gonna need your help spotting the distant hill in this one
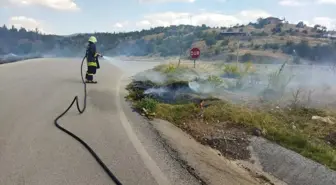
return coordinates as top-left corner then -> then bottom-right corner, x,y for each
1,17 -> 336,64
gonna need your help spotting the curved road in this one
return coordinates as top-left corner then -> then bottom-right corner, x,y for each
0,58 -> 200,185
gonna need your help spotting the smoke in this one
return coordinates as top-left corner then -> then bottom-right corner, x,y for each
129,61 -> 336,107
102,56 -> 164,78
144,87 -> 168,95
135,70 -> 167,84
188,81 -> 220,95
0,53 -> 43,64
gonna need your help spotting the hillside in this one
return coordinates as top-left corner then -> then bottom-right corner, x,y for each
1,17 -> 336,64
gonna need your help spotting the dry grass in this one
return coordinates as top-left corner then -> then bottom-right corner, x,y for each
229,49 -> 288,59
143,33 -> 165,41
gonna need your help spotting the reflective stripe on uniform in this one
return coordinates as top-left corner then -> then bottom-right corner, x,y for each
86,72 -> 94,75
88,61 -> 97,67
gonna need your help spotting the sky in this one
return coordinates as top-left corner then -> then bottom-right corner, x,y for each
0,0 -> 336,35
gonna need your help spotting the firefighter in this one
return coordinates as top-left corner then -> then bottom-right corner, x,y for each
85,36 -> 101,83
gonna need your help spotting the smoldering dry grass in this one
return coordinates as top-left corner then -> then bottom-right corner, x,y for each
126,61 -> 336,171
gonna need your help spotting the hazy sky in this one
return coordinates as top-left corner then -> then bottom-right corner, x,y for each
0,0 -> 336,35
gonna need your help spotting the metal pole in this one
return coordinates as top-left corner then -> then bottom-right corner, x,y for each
178,31 -> 182,66
236,40 -> 240,66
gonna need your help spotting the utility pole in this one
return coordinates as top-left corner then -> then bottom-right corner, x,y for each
236,39 -> 240,66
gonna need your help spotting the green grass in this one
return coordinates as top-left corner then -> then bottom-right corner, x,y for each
154,100 -> 336,170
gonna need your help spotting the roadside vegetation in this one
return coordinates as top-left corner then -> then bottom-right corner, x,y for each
126,62 -> 336,171
0,54 -> 42,64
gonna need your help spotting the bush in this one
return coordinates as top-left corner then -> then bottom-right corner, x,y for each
241,53 -> 253,62
164,63 -> 178,73
215,48 -> 221,55
223,64 -> 241,78
279,32 -> 286,36
205,37 -> 216,47
135,97 -> 158,118
263,43 -> 280,50
221,39 -> 229,46
263,60 -> 293,100
222,62 -> 255,79
253,44 -> 261,50
207,75 -> 223,86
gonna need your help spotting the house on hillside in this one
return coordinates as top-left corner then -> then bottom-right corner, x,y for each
322,31 -> 336,39
264,17 -> 283,24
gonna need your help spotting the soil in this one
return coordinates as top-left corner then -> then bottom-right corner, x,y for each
179,121 -> 251,160
151,119 -> 280,185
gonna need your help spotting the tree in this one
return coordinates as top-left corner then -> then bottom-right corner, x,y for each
313,24 -> 321,31
221,39 -> 229,46
10,25 -> 18,32
296,21 -> 305,28
254,17 -> 269,29
19,27 -> 27,33
215,48 -> 220,55
205,37 -> 216,47
18,42 -> 33,54
296,40 -> 310,57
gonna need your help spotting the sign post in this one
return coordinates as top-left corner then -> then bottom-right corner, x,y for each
190,47 -> 200,68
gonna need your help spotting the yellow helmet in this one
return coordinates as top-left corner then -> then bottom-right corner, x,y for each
88,36 -> 97,43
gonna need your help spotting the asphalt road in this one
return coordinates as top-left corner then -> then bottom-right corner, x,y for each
0,58 -> 200,185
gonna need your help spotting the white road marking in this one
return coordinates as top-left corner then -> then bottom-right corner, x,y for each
115,74 -> 171,185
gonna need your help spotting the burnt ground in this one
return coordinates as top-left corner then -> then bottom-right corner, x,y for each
179,120 -> 252,161
127,80 -> 253,161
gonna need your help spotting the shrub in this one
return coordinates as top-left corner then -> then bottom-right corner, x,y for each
135,97 -> 158,118
241,53 -> 253,62
253,44 -> 261,50
221,39 -> 229,46
279,32 -> 286,36
207,75 -> 224,86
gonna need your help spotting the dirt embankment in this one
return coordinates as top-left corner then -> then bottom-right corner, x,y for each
151,119 -> 285,185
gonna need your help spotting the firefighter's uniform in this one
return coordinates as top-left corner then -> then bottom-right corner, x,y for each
85,36 -> 100,83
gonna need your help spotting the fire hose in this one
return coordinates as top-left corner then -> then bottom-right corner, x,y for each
54,56 -> 123,185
